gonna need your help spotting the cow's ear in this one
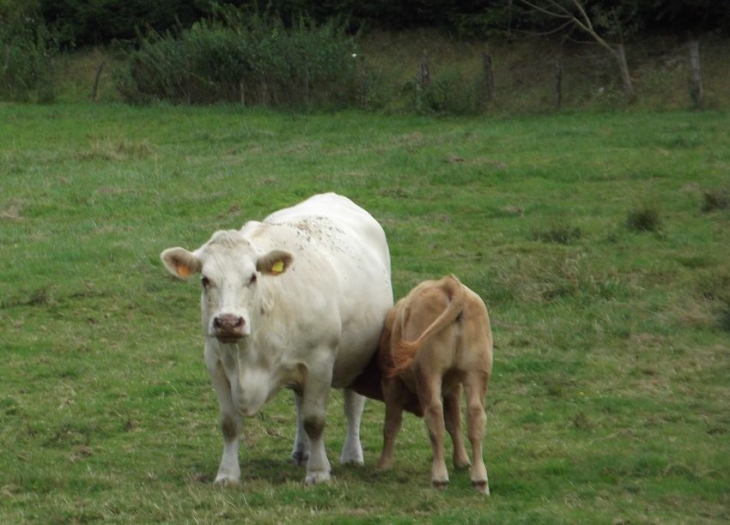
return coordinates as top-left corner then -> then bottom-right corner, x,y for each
256,250 -> 293,276
160,247 -> 202,279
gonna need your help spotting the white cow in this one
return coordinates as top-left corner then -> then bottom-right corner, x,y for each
160,193 -> 393,485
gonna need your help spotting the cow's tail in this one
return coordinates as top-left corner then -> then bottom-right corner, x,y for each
387,275 -> 466,378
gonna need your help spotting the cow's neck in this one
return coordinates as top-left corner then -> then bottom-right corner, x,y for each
218,338 -> 287,417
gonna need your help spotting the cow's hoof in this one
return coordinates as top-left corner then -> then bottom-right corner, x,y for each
291,450 -> 309,466
432,480 -> 449,490
472,480 -> 490,495
340,455 -> 364,466
214,476 -> 240,486
304,471 -> 331,485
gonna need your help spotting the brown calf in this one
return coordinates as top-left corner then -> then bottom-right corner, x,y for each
352,275 -> 493,494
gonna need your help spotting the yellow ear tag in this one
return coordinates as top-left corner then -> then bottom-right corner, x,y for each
271,260 -> 284,273
177,264 -> 192,277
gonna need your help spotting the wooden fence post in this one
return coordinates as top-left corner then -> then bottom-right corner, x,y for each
302,59 -> 310,106
482,46 -> 494,102
554,56 -> 562,111
689,40 -> 703,108
419,50 -> 430,89
91,61 -> 105,102
359,55 -> 368,108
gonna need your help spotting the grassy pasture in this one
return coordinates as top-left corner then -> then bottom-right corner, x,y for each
1,103 -> 729,524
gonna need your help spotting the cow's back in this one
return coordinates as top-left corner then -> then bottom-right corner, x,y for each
264,192 -> 390,272
250,193 -> 393,387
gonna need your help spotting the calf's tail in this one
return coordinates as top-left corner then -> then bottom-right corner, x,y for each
387,275 -> 466,378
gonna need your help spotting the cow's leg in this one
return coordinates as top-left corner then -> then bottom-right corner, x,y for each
464,371 -> 489,495
207,359 -> 242,484
376,378 -> 405,471
291,392 -> 310,466
301,356 -> 334,485
340,388 -> 365,465
417,371 -> 449,488
444,384 -> 470,470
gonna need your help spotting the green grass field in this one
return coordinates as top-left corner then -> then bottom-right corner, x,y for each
1,103 -> 729,524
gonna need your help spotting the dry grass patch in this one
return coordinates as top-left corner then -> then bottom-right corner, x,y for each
0,200 -> 24,221
77,137 -> 156,161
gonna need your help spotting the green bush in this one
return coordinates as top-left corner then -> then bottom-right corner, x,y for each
0,12 -> 58,102
118,11 -> 360,109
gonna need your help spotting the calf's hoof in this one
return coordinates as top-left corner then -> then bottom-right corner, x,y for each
454,458 -> 472,470
376,458 -> 393,471
432,479 -> 449,490
472,480 -> 490,495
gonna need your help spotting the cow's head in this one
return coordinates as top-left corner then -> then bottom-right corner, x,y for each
161,230 -> 293,344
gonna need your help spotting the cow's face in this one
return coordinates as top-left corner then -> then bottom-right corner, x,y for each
161,230 -> 292,343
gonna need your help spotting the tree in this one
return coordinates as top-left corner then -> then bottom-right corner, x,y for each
39,0 -> 208,48
520,0 -> 636,102
643,0 -> 730,37
0,0 -> 40,20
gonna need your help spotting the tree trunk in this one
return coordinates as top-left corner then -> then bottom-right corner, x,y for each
614,44 -> 635,103
689,40 -> 703,108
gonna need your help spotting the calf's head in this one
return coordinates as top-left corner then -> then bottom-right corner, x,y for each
161,230 -> 292,343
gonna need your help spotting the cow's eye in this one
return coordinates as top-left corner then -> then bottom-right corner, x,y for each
201,276 -> 211,289
249,274 -> 257,286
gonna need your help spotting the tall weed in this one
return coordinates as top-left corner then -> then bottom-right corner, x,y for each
411,70 -> 488,115
626,203 -> 663,233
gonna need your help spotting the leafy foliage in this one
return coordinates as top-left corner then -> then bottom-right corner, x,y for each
38,0 -> 208,48
29,0 -> 730,50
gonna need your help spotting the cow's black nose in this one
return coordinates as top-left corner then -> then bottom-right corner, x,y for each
214,314 -> 245,340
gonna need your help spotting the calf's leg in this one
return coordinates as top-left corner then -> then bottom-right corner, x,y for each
417,372 -> 449,488
464,372 -> 489,495
377,378 -> 405,471
444,384 -> 470,470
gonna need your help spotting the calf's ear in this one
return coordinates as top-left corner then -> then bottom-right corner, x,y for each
256,250 -> 294,276
160,247 -> 202,279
